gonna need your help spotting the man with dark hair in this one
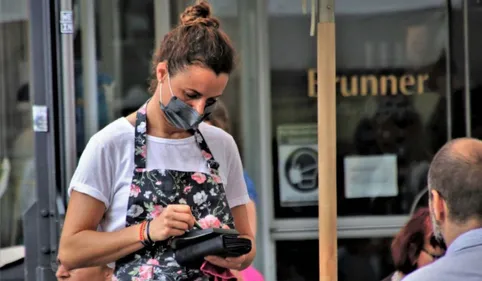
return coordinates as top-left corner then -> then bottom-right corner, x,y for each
404,138 -> 482,281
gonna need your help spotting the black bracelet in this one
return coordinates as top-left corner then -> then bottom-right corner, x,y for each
146,220 -> 154,244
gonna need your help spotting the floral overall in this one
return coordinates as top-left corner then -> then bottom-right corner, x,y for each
114,102 -> 235,281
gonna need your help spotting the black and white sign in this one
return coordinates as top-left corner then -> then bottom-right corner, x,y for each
277,124 -> 318,207
60,10 -> 74,34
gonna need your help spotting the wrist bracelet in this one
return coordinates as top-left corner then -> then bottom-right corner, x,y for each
139,221 -> 148,246
146,220 -> 154,244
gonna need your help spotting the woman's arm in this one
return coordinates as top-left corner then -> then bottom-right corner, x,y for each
246,200 -> 257,235
58,192 -> 195,270
58,191 -> 144,269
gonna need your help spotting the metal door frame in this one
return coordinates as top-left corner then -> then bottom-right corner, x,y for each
24,0 -> 64,280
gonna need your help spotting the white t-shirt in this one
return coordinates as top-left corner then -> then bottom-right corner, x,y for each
68,118 -> 249,235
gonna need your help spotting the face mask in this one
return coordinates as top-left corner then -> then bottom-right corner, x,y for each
159,74 -> 213,130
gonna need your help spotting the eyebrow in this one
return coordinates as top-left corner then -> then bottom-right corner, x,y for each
187,88 -> 222,99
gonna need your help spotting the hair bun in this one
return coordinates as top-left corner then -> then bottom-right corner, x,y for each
180,0 -> 220,28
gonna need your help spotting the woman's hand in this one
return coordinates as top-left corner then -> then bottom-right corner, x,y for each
231,270 -> 245,281
204,255 -> 247,271
204,224 -> 247,270
148,205 -> 195,242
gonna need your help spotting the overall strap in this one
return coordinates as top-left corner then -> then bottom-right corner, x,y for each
133,101 -> 149,170
192,129 -> 220,176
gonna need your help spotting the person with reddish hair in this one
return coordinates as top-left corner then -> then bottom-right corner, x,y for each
382,207 -> 446,281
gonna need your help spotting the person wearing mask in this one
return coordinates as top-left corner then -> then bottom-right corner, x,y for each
57,1 -> 255,280
381,208 -> 446,281
403,138 -> 482,281
56,264 -> 113,281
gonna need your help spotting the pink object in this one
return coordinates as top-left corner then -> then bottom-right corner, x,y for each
241,266 -> 264,281
200,261 -> 237,281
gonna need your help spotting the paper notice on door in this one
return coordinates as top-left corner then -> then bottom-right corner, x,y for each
344,154 -> 398,199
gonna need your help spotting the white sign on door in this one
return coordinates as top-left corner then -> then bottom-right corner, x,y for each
344,154 -> 398,199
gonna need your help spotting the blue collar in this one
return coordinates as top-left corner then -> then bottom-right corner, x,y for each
446,228 -> 482,255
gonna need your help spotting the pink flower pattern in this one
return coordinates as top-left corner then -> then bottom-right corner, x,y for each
130,184 -> 141,197
191,172 -> 207,184
201,150 -> 212,160
199,214 -> 222,229
183,185 -> 192,193
115,101 -> 236,280
150,205 -> 163,218
140,145 -> 147,158
212,174 -> 223,184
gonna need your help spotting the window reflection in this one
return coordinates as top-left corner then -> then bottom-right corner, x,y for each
335,7 -> 448,216
73,0 -> 153,156
275,239 -> 394,281
270,1 -> 448,217
0,20 -> 32,247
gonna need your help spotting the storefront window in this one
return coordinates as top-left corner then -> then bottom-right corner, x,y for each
449,0 -> 482,141
72,0 -> 154,156
270,0 -> 449,218
0,20 -> 32,247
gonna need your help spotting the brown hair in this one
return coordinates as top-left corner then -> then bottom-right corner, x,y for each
390,208 -> 446,274
148,0 -> 236,94
205,99 -> 230,133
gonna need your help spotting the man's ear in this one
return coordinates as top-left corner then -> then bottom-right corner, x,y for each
430,189 -> 446,221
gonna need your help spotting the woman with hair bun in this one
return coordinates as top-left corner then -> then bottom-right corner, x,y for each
58,1 -> 255,280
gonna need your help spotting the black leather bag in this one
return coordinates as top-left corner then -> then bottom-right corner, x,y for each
170,228 -> 252,268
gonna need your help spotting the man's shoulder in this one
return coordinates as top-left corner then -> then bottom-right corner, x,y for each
403,262 -> 440,281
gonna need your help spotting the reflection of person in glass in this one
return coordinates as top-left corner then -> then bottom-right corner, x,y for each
58,1 -> 255,280
73,3 -> 113,158
381,208 -> 446,281
426,53 -> 482,151
351,93 -> 431,214
3,84 -> 36,246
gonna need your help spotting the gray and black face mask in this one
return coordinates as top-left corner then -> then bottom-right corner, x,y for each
159,74 -> 213,130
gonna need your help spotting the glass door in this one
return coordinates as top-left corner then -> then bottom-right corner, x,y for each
0,0 -> 31,250
264,0 -> 453,280
450,0 -> 482,139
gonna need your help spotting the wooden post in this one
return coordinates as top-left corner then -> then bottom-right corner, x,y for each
317,1 -> 337,281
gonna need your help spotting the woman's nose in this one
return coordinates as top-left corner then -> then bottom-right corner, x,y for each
55,264 -> 71,279
192,100 -> 207,115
